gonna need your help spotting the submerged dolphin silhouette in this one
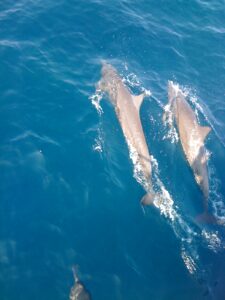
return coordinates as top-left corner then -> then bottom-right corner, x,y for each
165,81 -> 212,220
97,63 -> 154,205
69,266 -> 91,300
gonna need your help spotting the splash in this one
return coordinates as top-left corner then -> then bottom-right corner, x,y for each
162,81 -> 180,143
126,137 -> 178,222
130,135 -> 210,277
122,67 -> 152,96
181,247 -> 198,275
92,128 -> 104,154
127,137 -> 176,225
150,155 -> 205,279
208,162 -> 225,225
127,139 -> 148,190
201,229 -> 222,253
93,137 -> 103,153
153,184 -> 177,221
89,89 -> 104,157
162,103 -> 179,143
170,81 -> 181,96
89,90 -> 104,115
122,72 -> 141,88
150,155 -> 177,221
126,141 -> 206,277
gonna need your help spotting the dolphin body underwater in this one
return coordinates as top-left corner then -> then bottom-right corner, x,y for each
164,81 -> 212,221
69,266 -> 91,300
97,63 -> 155,205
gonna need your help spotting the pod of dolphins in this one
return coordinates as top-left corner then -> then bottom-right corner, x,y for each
97,62 -> 212,218
69,62 -> 215,299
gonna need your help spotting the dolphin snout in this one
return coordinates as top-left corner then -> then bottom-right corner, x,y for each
168,80 -> 179,101
168,80 -> 173,89
95,79 -> 105,92
95,80 -> 101,91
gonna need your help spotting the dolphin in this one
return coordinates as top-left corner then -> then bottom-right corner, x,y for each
69,266 -> 91,300
97,63 -> 154,205
164,81 -> 212,220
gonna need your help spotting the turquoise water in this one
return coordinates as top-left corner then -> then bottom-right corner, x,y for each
0,1 -> 225,299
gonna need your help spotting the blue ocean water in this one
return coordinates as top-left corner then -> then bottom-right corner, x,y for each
0,0 -> 225,299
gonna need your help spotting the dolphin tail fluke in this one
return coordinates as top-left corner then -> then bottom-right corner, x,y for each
141,193 -> 155,206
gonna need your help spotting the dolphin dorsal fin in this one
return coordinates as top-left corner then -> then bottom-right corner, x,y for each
132,92 -> 145,112
198,125 -> 211,142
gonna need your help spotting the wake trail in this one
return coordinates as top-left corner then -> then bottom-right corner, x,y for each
89,71 -> 224,283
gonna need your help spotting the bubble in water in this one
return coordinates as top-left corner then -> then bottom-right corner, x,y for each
181,248 -> 197,275
201,229 -> 222,253
89,90 -> 104,115
162,103 -> 179,144
93,138 -> 103,153
122,67 -> 152,96
123,72 -> 141,88
208,161 -> 225,224
127,139 -> 148,190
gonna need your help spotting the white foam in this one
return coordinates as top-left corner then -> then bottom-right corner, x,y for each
162,81 -> 181,143
181,248 -> 197,275
126,128 -> 201,276
144,89 -> 152,97
126,140 -> 176,223
122,68 -> 152,96
123,72 -> 141,88
150,155 -> 177,221
127,140 -> 147,189
147,153 -> 203,275
93,138 -> 103,153
153,184 -> 177,221
162,103 -> 179,143
92,127 -> 104,156
89,90 -> 104,115
127,142 -> 177,222
201,229 -> 222,253
170,81 -> 181,96
208,163 -> 225,224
